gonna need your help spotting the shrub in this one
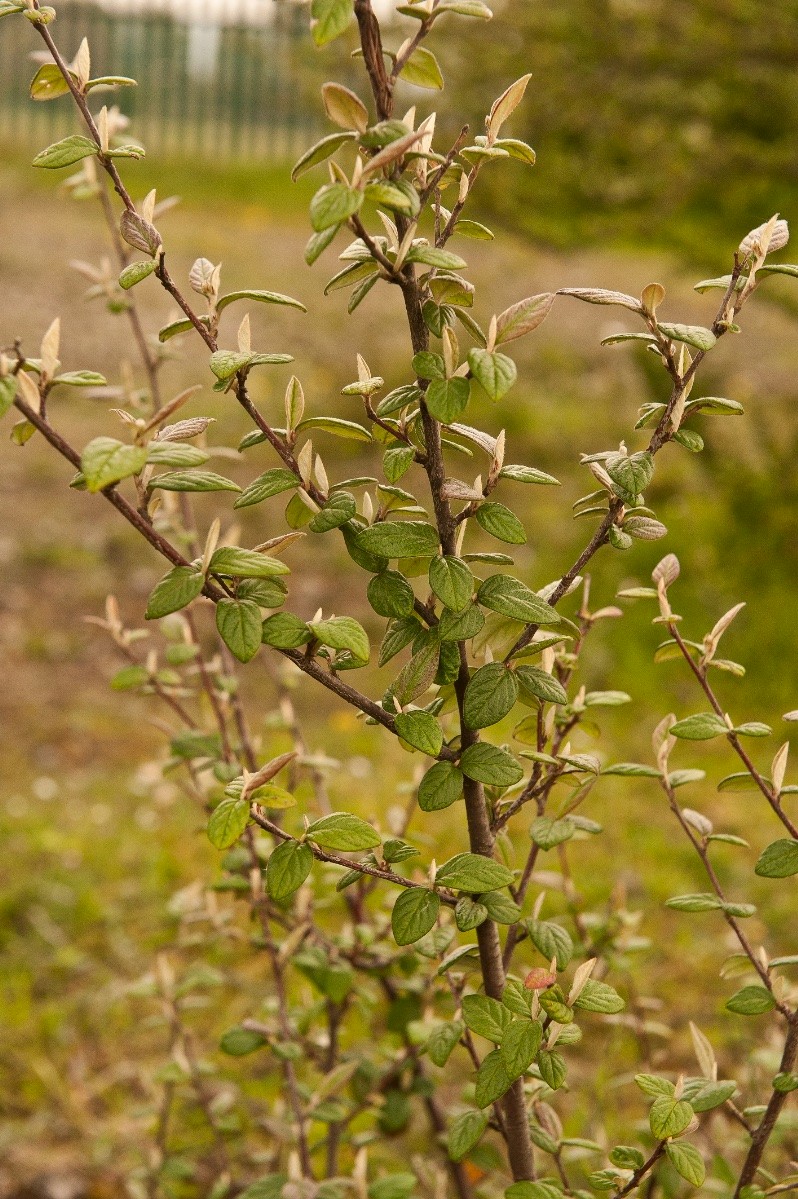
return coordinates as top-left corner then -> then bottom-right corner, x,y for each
2,1 -> 797,1197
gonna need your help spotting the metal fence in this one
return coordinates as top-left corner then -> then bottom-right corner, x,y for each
0,0 -> 323,162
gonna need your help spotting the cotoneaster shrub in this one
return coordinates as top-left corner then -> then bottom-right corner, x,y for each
1,1 -> 797,1197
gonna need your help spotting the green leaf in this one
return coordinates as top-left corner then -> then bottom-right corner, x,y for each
665,893 -> 723,912
309,492 -> 357,533
531,816 -> 575,850
0,374 -> 18,418
773,1073 -> 798,1093
605,451 -> 654,498
262,612 -> 312,649
418,761 -> 464,812
436,852 -> 514,892
425,377 -> 471,422
474,503 -> 527,544
537,1050 -> 567,1090
573,979 -> 625,1014
310,0 -> 351,45
357,520 -> 439,559
159,317 -> 203,343
216,598 -> 262,663
475,1049 -> 512,1107
468,348 -> 517,400
463,662 -> 519,729
110,665 -> 148,691
733,721 -> 772,737
216,289 -> 306,314
267,840 -> 314,901
601,762 -> 661,778
395,710 -> 443,756
234,468 -> 299,508
150,470 -> 240,493
501,1019 -> 542,1080
406,245 -> 467,270
427,1018 -> 464,1067
310,183 -> 364,232
33,133 -> 99,169
311,616 -> 369,662
448,1109 -> 489,1162
220,1026 -> 267,1055
500,464 -> 560,486
368,570 -> 416,618
145,566 -> 205,620
635,1074 -> 675,1098
515,665 -> 568,706
412,351 -> 446,380
306,812 -> 381,851
429,555 -> 473,612
439,602 -> 485,642
292,130 -> 358,182
392,888 -> 441,945
460,742 -> 523,787
478,574 -> 557,624
755,839 -> 798,878
725,986 -> 776,1016
209,548 -> 290,579
81,436 -> 147,492
368,1175 -> 417,1199
146,442 -> 209,468
393,640 -> 440,703
461,994 -> 513,1042
399,45 -> 444,89
208,796 -> 250,849
670,712 -> 730,740
665,1142 -> 705,1187
209,349 -> 292,380
658,322 -> 717,351
238,1176 -> 287,1199
456,896 -> 488,930
526,920 -> 573,970
649,1096 -> 694,1139
298,416 -> 373,441
682,1080 -> 736,1112
30,62 -> 75,100
379,616 -> 420,666
610,1147 -> 645,1170
119,259 -> 157,289
495,293 -> 554,345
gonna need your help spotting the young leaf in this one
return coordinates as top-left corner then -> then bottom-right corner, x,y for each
310,183 -> 364,232
150,470 -> 241,493
234,468 -> 299,509
515,665 -> 568,706
391,888 -> 441,945
474,503 -> 527,544
425,377 -> 471,422
526,920 -> 573,970
262,612 -> 312,649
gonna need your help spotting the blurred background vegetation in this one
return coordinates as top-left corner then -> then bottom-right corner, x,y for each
1,0 -> 797,1194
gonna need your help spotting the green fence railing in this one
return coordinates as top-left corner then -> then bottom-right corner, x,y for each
0,0 -> 324,162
